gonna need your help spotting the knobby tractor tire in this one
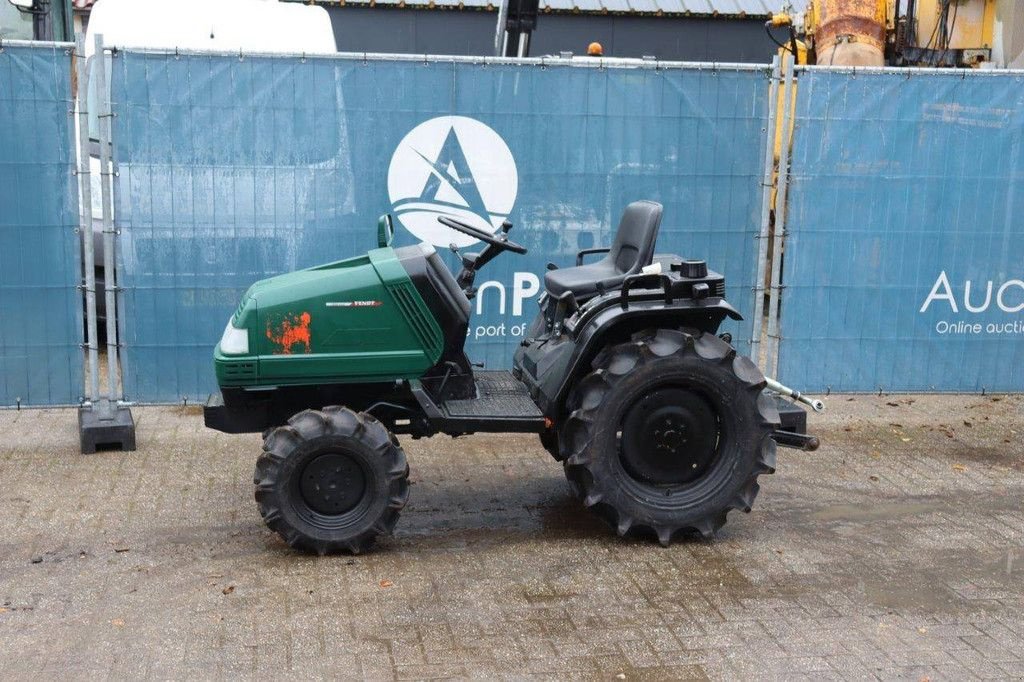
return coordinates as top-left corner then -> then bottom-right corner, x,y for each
254,406 -> 410,555
560,329 -> 780,546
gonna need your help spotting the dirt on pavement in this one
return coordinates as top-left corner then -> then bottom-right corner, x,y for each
0,394 -> 1021,679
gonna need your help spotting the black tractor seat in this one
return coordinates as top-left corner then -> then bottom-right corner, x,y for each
544,200 -> 663,301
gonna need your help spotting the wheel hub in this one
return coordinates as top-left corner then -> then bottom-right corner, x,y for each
299,453 -> 367,515
619,387 -> 719,486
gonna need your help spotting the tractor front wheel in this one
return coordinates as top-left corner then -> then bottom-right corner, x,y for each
560,329 -> 780,545
254,406 -> 410,554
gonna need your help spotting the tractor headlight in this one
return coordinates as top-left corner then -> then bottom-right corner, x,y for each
219,319 -> 250,355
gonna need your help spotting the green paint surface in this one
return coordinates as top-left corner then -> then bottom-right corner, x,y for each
215,247 -> 442,387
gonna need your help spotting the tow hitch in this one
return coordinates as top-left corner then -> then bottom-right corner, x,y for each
772,429 -> 820,451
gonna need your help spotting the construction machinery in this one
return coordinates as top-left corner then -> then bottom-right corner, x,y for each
204,202 -> 822,554
766,0 -> 1004,68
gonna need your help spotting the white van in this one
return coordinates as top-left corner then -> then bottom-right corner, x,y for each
81,0 -> 337,329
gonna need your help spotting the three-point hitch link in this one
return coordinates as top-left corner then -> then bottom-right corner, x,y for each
765,377 -> 826,413
766,376 -> 824,452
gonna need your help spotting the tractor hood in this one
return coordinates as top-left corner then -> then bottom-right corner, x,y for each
215,247 -> 443,388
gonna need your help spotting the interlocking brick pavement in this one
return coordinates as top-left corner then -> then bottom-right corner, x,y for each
0,394 -> 1021,680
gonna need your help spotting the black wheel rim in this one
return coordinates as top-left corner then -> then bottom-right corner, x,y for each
618,387 -> 720,486
298,452 -> 368,516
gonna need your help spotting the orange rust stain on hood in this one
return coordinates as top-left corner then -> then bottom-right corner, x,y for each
266,311 -> 312,354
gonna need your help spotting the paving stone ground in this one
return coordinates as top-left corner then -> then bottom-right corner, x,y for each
0,394 -> 1021,680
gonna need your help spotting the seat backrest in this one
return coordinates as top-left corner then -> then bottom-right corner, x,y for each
607,200 -> 663,274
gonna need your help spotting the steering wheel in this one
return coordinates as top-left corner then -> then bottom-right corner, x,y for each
438,215 -> 528,255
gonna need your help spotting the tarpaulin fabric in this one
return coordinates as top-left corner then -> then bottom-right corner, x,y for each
778,69 -> 1024,392
111,52 -> 770,402
0,45 -> 81,406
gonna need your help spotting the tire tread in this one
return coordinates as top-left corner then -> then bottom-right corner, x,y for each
561,328 -> 780,545
255,406 -> 409,555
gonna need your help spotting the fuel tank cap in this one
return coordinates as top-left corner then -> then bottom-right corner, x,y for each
672,259 -> 708,278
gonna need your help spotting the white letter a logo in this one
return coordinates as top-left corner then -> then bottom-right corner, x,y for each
920,271 -> 958,313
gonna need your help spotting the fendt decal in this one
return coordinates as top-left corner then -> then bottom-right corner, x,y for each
326,301 -> 383,308
266,311 -> 312,354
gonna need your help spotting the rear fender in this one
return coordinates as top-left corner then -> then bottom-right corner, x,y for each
553,298 -> 742,414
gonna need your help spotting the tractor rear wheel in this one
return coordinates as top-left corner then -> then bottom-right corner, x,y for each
560,329 -> 779,545
254,406 -> 409,554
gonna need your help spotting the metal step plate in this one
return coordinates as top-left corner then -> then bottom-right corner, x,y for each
442,371 -> 543,419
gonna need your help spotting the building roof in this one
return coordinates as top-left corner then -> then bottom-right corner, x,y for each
75,0 -> 805,17
332,0 -> 807,17
538,0 -> 797,14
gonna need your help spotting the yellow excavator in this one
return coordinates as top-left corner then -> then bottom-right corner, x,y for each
767,0 -> 999,68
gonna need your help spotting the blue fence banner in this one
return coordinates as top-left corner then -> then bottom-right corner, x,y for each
0,44 -> 82,407
111,51 -> 771,403
777,68 -> 1024,392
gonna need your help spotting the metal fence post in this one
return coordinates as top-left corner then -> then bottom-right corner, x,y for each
750,55 -> 781,369
78,33 -> 135,454
764,54 -> 796,378
75,35 -> 100,405
94,33 -> 120,403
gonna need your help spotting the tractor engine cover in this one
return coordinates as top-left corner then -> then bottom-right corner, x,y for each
215,246 -> 448,389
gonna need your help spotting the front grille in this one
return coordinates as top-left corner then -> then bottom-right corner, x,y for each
222,361 -> 256,381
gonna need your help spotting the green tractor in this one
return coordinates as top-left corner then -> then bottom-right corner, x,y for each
205,201 -> 821,554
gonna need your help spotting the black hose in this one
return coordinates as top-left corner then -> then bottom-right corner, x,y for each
906,0 -> 917,45
764,22 -> 792,55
